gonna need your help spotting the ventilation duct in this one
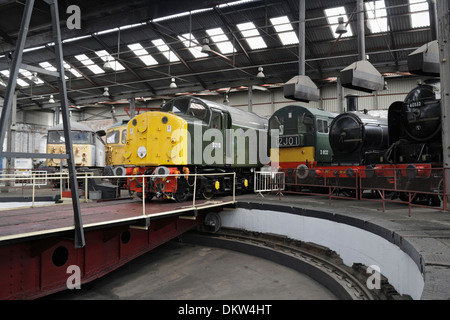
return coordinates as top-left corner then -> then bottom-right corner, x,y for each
283,0 -> 319,103
407,41 -> 440,76
339,0 -> 384,93
284,75 -> 320,102
340,60 -> 385,93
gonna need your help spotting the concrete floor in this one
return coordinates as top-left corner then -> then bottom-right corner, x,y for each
46,240 -> 337,300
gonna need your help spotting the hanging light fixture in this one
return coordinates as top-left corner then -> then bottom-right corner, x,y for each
103,56 -> 112,70
201,38 -> 211,53
335,16 -> 348,35
48,95 -> 55,103
31,72 -> 39,82
256,66 -> 265,78
169,77 -> 177,89
223,94 -> 229,104
103,87 -> 110,96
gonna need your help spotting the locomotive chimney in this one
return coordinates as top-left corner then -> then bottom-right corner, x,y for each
346,94 -> 359,112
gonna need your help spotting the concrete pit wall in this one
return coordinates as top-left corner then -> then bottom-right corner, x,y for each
219,207 -> 424,300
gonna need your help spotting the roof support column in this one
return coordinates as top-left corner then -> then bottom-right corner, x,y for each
357,0 -> 365,61
298,0 -> 305,75
438,0 -> 450,176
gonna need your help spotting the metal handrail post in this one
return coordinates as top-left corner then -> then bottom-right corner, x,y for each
32,173 -> 35,207
142,174 -> 146,216
193,174 -> 197,208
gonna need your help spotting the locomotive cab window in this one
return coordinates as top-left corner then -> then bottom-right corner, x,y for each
121,129 -> 127,144
210,110 -> 222,129
161,98 -> 189,114
106,130 -> 120,144
317,119 -> 329,133
298,114 -> 314,134
189,101 -> 208,120
72,131 -> 93,144
48,130 -> 93,144
269,116 -> 284,135
161,98 -> 209,121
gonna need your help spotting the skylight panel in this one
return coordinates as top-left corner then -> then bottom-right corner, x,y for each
152,39 -> 180,62
237,22 -> 267,50
39,62 -> 69,80
324,7 -> 353,38
269,16 -> 299,45
178,34 -> 208,58
365,1 -> 388,33
409,0 -> 430,28
63,61 -> 83,78
127,43 -> 159,66
74,54 -> 105,74
95,50 -> 126,71
206,28 -> 235,54
0,70 -> 29,87
20,69 -> 44,85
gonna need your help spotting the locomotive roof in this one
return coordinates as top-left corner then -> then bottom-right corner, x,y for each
172,96 -> 268,130
271,105 -> 337,119
107,120 -> 129,129
49,121 -> 95,132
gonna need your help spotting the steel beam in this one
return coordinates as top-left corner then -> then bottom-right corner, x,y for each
47,0 -> 85,248
0,0 -> 35,160
2,152 -> 69,159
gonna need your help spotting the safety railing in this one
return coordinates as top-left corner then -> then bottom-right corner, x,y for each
279,167 -> 360,204
0,170 -> 93,207
0,170 -> 237,215
123,171 -> 237,215
254,171 -> 285,198
359,166 -> 449,216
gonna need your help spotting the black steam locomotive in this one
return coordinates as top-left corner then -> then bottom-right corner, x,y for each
386,81 -> 442,165
324,80 -> 443,205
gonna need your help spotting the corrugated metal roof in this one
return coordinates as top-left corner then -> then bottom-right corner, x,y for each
0,0 -> 437,110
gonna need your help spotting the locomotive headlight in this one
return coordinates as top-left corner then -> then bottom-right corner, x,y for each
137,146 -> 147,159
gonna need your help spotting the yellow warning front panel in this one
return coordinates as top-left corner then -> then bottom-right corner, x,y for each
125,112 -> 188,166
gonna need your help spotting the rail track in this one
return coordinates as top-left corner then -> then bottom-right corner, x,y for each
182,227 -> 408,300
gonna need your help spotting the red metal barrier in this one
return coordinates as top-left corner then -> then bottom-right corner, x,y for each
276,166 -> 450,216
0,214 -> 203,299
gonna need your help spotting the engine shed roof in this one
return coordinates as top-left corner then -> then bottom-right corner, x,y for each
0,0 -> 437,111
